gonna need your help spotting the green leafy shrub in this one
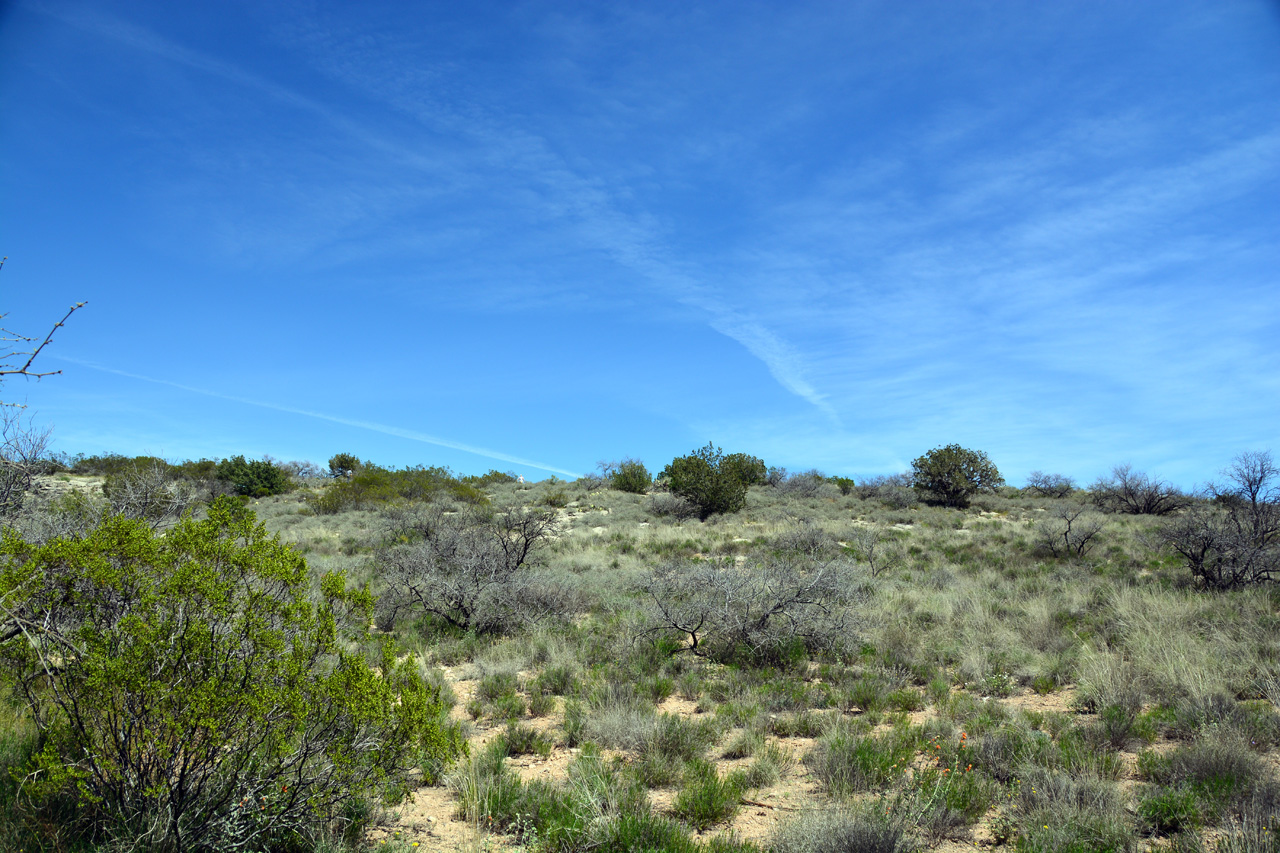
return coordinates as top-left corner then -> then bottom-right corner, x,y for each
806,724 -> 916,795
1015,767 -> 1135,852
722,453 -> 768,487
672,760 -> 745,830
327,452 -> 361,478
215,454 -> 293,497
1139,785 -> 1202,834
661,443 -> 753,520
829,476 -> 856,496
608,458 -> 653,494
541,488 -> 571,507
461,468 -> 517,487
0,498 -> 463,852
306,463 -> 485,514
499,722 -> 552,757
1140,736 -> 1265,822
910,444 -> 1004,508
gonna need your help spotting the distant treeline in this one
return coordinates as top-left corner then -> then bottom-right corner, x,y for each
40,450 -> 520,510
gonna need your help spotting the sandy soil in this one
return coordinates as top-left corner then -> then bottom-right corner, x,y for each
369,674 -> 1213,853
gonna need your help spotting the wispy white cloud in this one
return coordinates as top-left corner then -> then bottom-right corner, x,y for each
54,357 -> 581,477
36,2 -> 841,421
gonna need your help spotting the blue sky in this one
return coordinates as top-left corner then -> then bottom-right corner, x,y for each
2,1 -> 1278,487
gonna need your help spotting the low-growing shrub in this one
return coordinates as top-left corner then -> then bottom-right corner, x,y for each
1139,785 -> 1203,834
776,470 -> 828,498
306,463 -> 485,514
1015,767 -> 1136,853
499,722 -> 553,758
375,502 -> 568,634
671,760 -> 745,830
542,488 -> 571,508
534,663 -> 581,697
649,492 -> 700,521
806,724 -> 916,795
770,808 -> 911,853
1034,503 -> 1106,559
529,690 -> 557,717
1141,735 -> 1266,822
639,554 -> 857,666
742,740 -> 795,788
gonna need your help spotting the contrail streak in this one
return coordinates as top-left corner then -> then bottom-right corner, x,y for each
56,357 -> 582,478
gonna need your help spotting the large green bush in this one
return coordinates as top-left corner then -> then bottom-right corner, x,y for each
910,444 -> 1004,508
327,452 -> 362,478
721,453 -> 767,487
215,454 -> 293,497
0,498 -> 463,851
661,443 -> 753,520
610,458 -> 653,494
306,463 -> 486,514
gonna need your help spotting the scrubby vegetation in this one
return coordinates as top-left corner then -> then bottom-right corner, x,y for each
3,434 -> 1280,853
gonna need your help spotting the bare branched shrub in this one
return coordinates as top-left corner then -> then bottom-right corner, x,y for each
8,490 -> 105,543
279,459 -> 325,479
1025,471 -> 1077,498
1162,451 -> 1279,590
775,469 -> 827,498
578,472 -> 608,492
648,492 -> 699,521
375,502 -> 567,633
104,459 -> 199,528
855,474 -> 918,509
843,527 -> 906,577
1090,464 -> 1190,515
0,408 -> 51,518
1034,503 -> 1106,559
776,521 -> 838,559
638,554 -> 859,665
